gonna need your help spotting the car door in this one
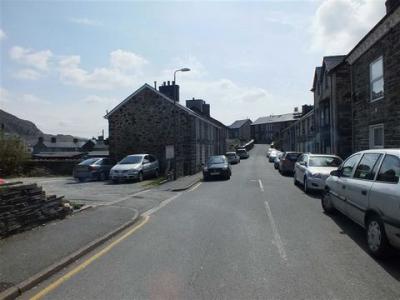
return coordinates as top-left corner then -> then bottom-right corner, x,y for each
345,153 -> 382,226
331,153 -> 362,215
369,154 -> 400,246
295,155 -> 306,184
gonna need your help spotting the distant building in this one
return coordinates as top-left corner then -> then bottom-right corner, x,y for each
228,119 -> 252,141
251,109 -> 304,144
32,136 -> 90,159
105,82 -> 227,177
346,0 -> 400,151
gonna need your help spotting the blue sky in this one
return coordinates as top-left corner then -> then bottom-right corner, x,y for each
0,0 -> 385,137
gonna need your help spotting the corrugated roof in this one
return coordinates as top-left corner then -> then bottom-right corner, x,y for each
252,113 -> 299,125
229,119 -> 251,129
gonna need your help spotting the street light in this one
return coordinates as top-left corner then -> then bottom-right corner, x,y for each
173,67 -> 191,180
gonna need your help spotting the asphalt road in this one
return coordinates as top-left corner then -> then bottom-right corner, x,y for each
26,145 -> 400,299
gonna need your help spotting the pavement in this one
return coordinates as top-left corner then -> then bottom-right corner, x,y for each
0,172 -> 202,299
20,144 -> 400,300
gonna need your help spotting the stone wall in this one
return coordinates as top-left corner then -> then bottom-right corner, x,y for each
351,22 -> 400,151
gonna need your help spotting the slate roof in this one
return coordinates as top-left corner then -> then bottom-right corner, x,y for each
105,84 -> 224,129
252,113 -> 300,125
33,152 -> 85,159
323,55 -> 346,73
229,119 -> 251,129
311,67 -> 322,91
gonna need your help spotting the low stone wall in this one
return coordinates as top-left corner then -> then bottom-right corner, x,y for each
23,160 -> 80,176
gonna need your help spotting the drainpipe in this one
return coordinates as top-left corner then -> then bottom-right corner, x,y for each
350,64 -> 354,153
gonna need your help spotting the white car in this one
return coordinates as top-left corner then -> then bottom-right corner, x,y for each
321,149 -> 400,257
110,154 -> 159,183
294,154 -> 343,192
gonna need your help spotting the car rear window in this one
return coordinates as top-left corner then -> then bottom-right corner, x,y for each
309,156 -> 342,167
237,149 -> 246,153
79,158 -> 100,165
226,153 -> 235,158
286,153 -> 301,161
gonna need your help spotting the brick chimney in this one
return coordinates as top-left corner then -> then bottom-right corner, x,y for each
159,81 -> 180,102
386,0 -> 400,14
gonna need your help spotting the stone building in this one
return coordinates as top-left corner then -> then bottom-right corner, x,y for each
105,82 -> 227,177
251,110 -> 303,144
346,0 -> 400,151
228,119 -> 252,142
311,56 -> 352,158
32,136 -> 90,159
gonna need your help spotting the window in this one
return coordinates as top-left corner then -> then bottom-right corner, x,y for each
376,155 -> 400,183
341,154 -> 361,178
353,153 -> 381,180
309,156 -> 342,167
370,56 -> 384,101
369,124 -> 384,149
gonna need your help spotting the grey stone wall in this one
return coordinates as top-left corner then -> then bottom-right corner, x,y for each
351,22 -> 400,151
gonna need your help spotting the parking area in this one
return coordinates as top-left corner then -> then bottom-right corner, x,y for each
12,177 -> 154,206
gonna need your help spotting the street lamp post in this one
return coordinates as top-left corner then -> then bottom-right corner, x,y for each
173,68 -> 190,180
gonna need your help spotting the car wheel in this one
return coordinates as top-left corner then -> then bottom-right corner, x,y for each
203,175 -> 208,181
78,177 -> 85,183
321,192 -> 336,214
303,176 -> 309,193
112,179 -> 118,184
138,172 -> 143,182
97,172 -> 106,181
366,216 -> 391,258
154,169 -> 159,178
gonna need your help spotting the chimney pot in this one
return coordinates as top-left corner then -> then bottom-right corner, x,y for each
167,81 -> 170,85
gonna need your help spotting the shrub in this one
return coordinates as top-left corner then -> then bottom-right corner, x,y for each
0,130 -> 30,176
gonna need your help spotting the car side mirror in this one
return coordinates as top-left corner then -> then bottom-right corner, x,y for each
330,170 -> 340,177
299,161 -> 306,166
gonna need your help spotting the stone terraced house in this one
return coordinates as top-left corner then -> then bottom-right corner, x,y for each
105,82 -> 227,177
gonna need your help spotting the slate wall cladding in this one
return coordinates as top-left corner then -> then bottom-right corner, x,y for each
108,86 -> 226,177
351,22 -> 400,151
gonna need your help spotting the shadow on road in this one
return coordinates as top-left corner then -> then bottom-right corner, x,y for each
328,211 -> 400,281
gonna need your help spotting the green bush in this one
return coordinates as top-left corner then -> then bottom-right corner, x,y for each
0,130 -> 29,176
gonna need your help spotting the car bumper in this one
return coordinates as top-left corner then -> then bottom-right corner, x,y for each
110,173 -> 139,180
307,177 -> 326,190
203,169 -> 230,177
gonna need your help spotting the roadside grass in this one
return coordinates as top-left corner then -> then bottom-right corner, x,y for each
143,176 -> 166,187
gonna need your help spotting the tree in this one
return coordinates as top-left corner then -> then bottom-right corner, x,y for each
0,130 -> 29,176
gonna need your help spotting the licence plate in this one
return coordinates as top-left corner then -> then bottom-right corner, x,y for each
210,172 -> 220,175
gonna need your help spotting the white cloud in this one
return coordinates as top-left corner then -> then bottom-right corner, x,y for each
310,0 -> 386,54
69,17 -> 102,26
110,49 -> 148,70
83,95 -> 118,105
13,68 -> 42,80
9,46 -> 53,71
58,50 -> 146,90
0,29 -> 6,41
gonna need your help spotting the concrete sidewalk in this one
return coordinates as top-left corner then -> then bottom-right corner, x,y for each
160,172 -> 203,192
0,205 -> 138,298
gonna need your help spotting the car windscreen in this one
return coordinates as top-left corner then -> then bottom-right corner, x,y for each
286,153 -> 301,161
237,149 -> 246,153
309,156 -> 342,167
225,153 -> 235,158
119,156 -> 143,164
208,156 -> 226,164
79,158 -> 100,165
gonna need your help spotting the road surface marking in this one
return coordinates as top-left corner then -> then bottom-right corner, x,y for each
143,193 -> 183,216
30,216 -> 149,300
258,179 -> 287,261
264,201 -> 287,261
258,179 -> 264,192
187,182 -> 202,192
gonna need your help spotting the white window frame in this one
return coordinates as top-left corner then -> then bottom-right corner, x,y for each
369,56 -> 384,102
369,123 -> 384,149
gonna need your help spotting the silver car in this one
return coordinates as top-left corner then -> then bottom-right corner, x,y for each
110,154 -> 159,183
225,152 -> 240,164
321,149 -> 400,257
294,154 -> 342,192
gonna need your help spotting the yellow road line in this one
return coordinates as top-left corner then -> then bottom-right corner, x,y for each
30,216 -> 150,300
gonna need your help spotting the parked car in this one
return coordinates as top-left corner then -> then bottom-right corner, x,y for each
73,158 -> 115,182
203,155 -> 231,180
321,149 -> 400,258
266,147 -> 275,158
294,154 -> 343,192
225,152 -> 240,164
268,149 -> 280,162
274,152 -> 284,169
278,152 -> 302,174
110,154 -> 159,183
236,148 -> 249,159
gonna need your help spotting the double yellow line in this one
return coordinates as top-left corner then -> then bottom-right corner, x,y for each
30,216 -> 149,300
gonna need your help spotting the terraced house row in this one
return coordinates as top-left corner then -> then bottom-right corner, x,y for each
280,0 -> 400,159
